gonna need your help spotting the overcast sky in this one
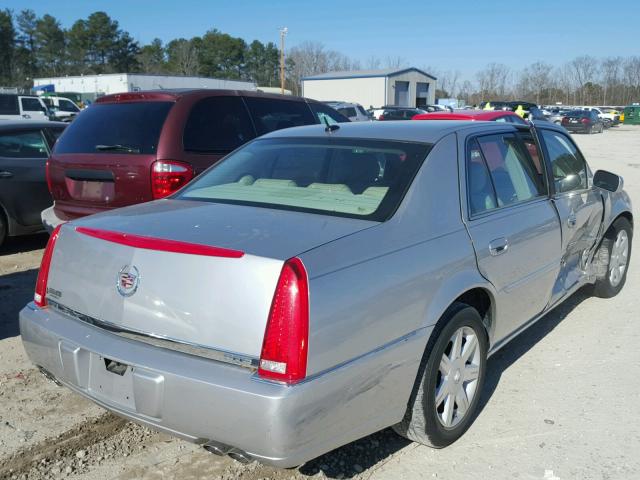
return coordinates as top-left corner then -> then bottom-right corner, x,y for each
4,0 -> 640,80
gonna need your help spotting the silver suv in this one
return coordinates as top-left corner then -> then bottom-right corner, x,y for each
325,101 -> 371,122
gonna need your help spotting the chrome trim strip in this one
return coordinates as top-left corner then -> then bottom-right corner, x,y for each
47,300 -> 259,370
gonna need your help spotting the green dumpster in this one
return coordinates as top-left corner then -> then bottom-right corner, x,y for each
623,104 -> 640,125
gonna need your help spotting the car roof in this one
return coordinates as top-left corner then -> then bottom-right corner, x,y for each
0,121 -> 67,131
413,110 -> 517,121
259,119 -> 513,144
95,89 -> 314,104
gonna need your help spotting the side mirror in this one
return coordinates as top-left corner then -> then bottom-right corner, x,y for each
593,169 -> 623,193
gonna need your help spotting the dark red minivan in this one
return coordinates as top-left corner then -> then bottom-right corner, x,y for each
43,89 -> 348,230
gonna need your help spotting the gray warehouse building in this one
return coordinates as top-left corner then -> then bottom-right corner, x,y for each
301,67 -> 437,108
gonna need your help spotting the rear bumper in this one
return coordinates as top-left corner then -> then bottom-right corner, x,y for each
41,205 -> 69,234
20,303 -> 427,467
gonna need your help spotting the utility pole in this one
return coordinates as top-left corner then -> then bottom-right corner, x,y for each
279,27 -> 288,95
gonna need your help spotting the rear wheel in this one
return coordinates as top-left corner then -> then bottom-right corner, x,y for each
393,303 -> 488,447
592,217 -> 632,298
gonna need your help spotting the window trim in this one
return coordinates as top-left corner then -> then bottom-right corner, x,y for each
465,131 -> 550,221
536,127 -> 591,197
0,129 -> 51,158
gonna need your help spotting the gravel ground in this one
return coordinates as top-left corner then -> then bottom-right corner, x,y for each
0,125 -> 638,480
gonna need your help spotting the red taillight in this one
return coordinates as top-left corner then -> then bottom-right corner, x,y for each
258,257 -> 309,384
561,117 -> 569,125
581,118 -> 590,124
34,225 -> 62,308
378,115 -> 384,120
151,160 -> 194,199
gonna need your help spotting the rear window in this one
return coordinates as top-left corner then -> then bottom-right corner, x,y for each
54,102 -> 173,154
0,95 -> 19,115
566,111 -> 588,118
243,97 -> 316,136
177,137 -> 431,221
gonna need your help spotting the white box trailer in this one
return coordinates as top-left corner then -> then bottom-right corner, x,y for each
33,74 -> 256,98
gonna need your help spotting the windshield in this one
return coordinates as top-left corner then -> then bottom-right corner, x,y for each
54,101 -> 173,154
177,137 -> 431,221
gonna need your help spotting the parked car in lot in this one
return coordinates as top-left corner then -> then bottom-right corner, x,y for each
325,101 -> 371,122
562,109 -> 604,133
378,107 -> 426,120
0,121 -> 66,247
369,105 -> 414,120
413,109 -> 528,124
21,120 -> 632,467
42,89 -> 348,231
0,94 -> 50,122
40,96 -> 82,122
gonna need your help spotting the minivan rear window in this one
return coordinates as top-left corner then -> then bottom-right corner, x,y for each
54,102 -> 173,154
177,137 -> 431,221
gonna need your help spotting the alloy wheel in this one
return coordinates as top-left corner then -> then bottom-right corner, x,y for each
435,326 -> 481,429
609,229 -> 629,287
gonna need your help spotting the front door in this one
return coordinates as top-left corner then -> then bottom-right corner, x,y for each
537,128 -> 604,303
463,130 -> 562,342
0,129 -> 52,227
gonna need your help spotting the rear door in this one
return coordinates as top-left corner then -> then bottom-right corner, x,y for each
537,128 -> 604,302
180,96 -> 256,174
0,129 -> 52,226
462,130 -> 562,342
20,97 -> 49,121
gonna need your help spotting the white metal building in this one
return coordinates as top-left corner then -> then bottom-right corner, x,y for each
301,68 -> 437,108
33,74 -> 256,97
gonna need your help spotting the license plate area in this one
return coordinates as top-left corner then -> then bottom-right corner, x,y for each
88,354 -> 136,410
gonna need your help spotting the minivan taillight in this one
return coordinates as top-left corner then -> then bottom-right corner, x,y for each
151,160 -> 194,199
34,225 -> 62,308
258,257 -> 309,384
581,118 -> 590,124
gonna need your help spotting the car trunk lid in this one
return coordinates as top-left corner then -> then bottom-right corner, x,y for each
45,200 -> 376,359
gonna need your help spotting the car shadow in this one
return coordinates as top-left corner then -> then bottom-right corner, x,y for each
0,233 -> 49,256
0,268 -> 38,340
475,286 -> 591,417
297,287 -> 591,479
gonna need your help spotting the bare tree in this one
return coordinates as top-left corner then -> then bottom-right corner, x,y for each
365,55 -> 381,69
384,55 -> 408,69
519,61 -> 553,104
476,63 -> 510,100
570,55 -> 598,104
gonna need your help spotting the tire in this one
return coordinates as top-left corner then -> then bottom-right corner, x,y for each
393,303 -> 488,448
592,217 -> 632,298
0,211 -> 7,249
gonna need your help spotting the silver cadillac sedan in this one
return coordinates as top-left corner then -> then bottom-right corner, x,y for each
20,120 -> 632,467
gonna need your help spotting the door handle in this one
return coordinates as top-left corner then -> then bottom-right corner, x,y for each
22,114 -> 31,119
489,237 -> 509,256
567,214 -> 577,228
0,171 -> 13,179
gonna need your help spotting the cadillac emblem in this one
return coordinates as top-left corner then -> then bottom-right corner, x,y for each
116,265 -> 140,297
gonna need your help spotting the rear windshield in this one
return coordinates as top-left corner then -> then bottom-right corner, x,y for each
177,137 -> 431,221
566,111 -> 588,118
54,101 -> 173,154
